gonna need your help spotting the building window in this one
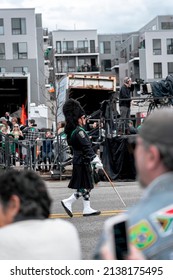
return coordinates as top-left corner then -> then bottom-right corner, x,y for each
0,43 -> 5,59
153,39 -> 161,55
100,41 -> 111,54
68,58 -> 75,72
77,40 -> 88,53
43,28 -> 48,37
0,67 -> 5,73
56,41 -> 61,53
11,18 -> 26,35
13,66 -> 28,73
62,58 -> 75,72
63,41 -> 74,53
129,44 -> 132,59
161,22 -> 173,30
0,18 -> 4,35
154,63 -> 162,79
129,44 -> 132,53
101,59 -> 111,71
140,40 -> 145,49
115,41 -> 121,51
78,58 -> 85,67
120,49 -> 127,59
168,62 -> 173,75
167,38 -> 173,54
57,59 -> 62,72
90,40 -> 95,53
13,42 -> 28,59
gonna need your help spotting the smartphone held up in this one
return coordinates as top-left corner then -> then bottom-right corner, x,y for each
104,214 -> 129,260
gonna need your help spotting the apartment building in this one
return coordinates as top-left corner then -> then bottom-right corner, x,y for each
98,32 -> 137,87
0,8 -> 45,116
110,15 -> 173,88
139,15 -> 173,82
51,29 -> 100,77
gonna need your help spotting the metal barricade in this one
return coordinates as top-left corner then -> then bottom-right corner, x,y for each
0,132 -> 32,170
0,132 -> 73,179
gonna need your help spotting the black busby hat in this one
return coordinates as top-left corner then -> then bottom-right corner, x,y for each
63,98 -> 85,122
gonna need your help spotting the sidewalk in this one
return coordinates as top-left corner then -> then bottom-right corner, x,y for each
39,165 -> 73,181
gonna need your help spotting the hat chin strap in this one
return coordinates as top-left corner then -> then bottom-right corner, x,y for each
78,117 -> 85,126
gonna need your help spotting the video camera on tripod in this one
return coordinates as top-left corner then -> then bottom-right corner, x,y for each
140,74 -> 173,105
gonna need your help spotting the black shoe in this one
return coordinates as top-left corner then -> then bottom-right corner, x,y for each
83,211 -> 101,217
61,201 -> 73,218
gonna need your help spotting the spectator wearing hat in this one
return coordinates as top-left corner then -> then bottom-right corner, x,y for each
94,108 -> 173,260
0,117 -> 10,134
12,124 -> 23,140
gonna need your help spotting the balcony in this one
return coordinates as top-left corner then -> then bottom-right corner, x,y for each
55,65 -> 100,75
54,47 -> 99,56
77,65 -> 100,72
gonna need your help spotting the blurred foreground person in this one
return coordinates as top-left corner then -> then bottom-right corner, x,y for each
61,98 -> 103,217
94,108 -> 173,260
0,169 -> 81,260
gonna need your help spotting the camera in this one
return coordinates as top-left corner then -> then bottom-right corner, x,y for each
141,83 -> 152,95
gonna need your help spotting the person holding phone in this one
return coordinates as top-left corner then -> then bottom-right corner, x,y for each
94,108 -> 173,260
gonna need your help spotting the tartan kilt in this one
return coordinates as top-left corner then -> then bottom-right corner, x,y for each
68,163 -> 94,190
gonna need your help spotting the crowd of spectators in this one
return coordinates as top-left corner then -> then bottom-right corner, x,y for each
0,113 -> 70,171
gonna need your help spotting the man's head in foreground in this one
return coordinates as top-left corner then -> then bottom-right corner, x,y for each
0,169 -> 52,227
134,108 -> 173,187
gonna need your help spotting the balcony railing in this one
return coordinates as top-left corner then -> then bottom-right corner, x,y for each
55,47 -> 99,55
55,65 -> 100,74
129,51 -> 139,59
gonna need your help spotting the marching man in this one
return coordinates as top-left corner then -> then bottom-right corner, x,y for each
61,98 -> 103,217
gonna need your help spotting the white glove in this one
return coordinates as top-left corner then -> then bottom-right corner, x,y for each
91,155 -> 103,170
95,162 -> 103,170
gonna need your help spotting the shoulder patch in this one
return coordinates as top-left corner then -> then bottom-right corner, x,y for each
150,204 -> 173,236
129,219 -> 157,250
78,130 -> 85,138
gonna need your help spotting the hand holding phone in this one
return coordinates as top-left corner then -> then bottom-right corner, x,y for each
104,214 -> 129,260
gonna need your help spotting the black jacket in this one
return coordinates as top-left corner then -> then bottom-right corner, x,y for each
70,126 -> 95,164
119,84 -> 131,108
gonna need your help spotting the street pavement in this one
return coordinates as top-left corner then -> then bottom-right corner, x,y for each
45,178 -> 143,260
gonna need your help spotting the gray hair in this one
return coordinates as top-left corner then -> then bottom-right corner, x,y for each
142,139 -> 173,171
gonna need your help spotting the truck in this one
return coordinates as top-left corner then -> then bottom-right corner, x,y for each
0,72 -> 30,120
67,74 -> 116,116
0,72 -> 116,128
0,73 -> 48,128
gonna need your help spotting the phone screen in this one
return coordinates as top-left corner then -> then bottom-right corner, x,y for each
113,221 -> 128,260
